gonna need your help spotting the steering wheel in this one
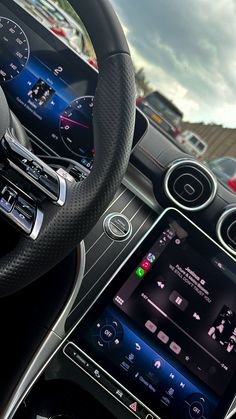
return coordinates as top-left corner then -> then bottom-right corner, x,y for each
0,0 -> 136,297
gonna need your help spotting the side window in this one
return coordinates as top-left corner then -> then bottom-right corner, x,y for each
220,159 -> 236,177
189,136 -> 198,145
198,142 -> 205,152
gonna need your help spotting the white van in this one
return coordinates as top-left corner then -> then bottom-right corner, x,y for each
176,130 -> 208,158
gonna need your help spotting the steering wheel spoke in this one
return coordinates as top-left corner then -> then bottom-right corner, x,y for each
0,130 -> 68,239
0,167 -> 44,239
2,130 -> 67,205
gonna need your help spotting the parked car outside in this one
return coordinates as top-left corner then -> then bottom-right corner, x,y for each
176,130 -> 208,159
207,156 -> 236,190
16,0 -> 88,56
137,90 -> 183,138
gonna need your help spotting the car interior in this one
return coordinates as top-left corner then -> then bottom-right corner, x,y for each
0,1 -> 235,418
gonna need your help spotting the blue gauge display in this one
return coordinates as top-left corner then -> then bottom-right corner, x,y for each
60,96 -> 95,167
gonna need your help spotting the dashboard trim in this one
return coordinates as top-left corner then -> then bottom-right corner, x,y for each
63,341 -> 161,419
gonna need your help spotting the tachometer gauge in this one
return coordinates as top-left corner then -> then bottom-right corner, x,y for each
0,17 -> 30,83
60,96 -> 94,162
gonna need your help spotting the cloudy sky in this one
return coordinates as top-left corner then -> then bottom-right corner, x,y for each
110,0 -> 236,127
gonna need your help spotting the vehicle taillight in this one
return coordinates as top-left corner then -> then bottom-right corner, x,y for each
89,59 -> 98,69
136,96 -> 144,105
228,177 -> 236,192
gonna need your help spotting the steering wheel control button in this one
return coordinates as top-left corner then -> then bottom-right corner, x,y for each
0,186 -> 16,212
103,213 -> 132,241
164,160 -> 217,211
12,206 -> 34,234
26,161 -> 42,180
3,134 -> 65,205
15,197 -> 35,222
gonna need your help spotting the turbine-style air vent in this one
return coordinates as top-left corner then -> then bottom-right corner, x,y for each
164,159 -> 217,211
217,207 -> 236,256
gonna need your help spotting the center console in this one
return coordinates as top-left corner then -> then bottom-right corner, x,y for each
64,208 -> 236,419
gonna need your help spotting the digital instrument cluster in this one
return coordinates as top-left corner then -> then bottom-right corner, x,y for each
0,1 -> 147,171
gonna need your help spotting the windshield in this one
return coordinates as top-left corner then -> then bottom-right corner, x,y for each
13,0 -> 236,191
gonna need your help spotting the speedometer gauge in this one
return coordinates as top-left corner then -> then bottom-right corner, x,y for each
0,17 -> 30,83
60,96 -> 94,162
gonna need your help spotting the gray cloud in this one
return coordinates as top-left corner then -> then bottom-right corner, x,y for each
111,0 -> 236,126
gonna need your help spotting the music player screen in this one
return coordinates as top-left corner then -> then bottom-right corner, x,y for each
71,209 -> 236,419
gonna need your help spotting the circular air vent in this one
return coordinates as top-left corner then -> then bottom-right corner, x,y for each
216,207 -> 236,256
164,159 -> 217,211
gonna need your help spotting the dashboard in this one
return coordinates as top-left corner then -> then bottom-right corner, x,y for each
0,1 -> 148,171
0,2 -> 235,419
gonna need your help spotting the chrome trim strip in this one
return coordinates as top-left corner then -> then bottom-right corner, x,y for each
63,342 -> 161,419
29,207 -> 44,240
56,174 -> 67,206
4,332 -> 62,419
2,242 -> 86,419
106,187 -> 127,212
86,231 -> 105,254
164,159 -> 218,211
52,241 -> 86,338
226,399 -> 236,418
216,207 -> 236,257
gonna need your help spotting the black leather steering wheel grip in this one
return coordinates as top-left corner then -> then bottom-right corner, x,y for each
0,0 -> 136,296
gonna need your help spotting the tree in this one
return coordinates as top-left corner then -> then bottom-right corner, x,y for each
135,67 -> 152,96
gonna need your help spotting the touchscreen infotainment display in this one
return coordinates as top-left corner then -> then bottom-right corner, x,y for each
69,208 -> 236,419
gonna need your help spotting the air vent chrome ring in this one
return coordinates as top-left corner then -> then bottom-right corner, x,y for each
164,159 -> 218,211
216,207 -> 236,257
